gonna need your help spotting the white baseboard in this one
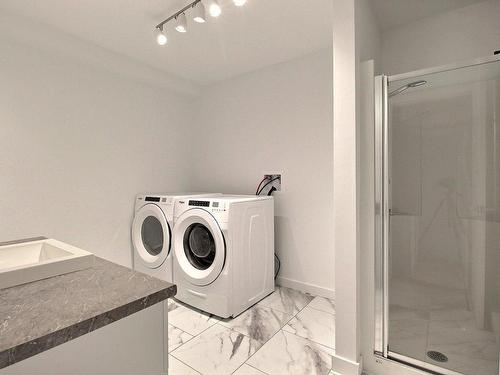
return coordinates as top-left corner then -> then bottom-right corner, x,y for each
331,353 -> 362,375
276,276 -> 335,299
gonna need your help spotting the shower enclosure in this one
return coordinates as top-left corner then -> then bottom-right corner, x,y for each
375,55 -> 500,375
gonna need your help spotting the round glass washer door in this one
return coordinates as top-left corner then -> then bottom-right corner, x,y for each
173,208 -> 225,286
132,204 -> 170,268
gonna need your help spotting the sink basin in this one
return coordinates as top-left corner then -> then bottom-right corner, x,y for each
0,238 -> 94,289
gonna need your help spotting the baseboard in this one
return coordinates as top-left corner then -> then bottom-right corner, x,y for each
331,353 -> 362,375
276,276 -> 335,299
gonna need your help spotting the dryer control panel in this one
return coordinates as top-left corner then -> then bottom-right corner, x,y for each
188,200 -> 226,210
175,199 -> 229,223
188,200 -> 210,207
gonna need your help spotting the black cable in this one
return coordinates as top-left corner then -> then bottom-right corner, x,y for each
274,253 -> 281,280
257,176 -> 280,195
255,177 -> 267,195
255,177 -> 280,279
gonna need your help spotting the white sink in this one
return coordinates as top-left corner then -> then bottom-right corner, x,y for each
0,238 -> 94,289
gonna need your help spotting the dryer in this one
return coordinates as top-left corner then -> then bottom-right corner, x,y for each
172,195 -> 274,318
132,193 -> 219,282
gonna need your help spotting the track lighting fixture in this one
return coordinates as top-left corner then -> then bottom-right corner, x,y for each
193,1 -> 206,23
156,26 -> 167,45
175,13 -> 188,33
155,0 -> 249,45
208,0 -> 222,17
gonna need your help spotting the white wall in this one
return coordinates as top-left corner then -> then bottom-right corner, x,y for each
355,2 -> 381,371
382,0 -> 500,75
0,36 -> 193,268
189,49 -> 334,297
355,0 -> 382,74
331,0 -> 361,373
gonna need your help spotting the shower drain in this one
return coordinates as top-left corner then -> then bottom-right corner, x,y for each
427,351 -> 448,363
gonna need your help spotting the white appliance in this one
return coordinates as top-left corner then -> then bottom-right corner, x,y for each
172,195 -> 274,318
132,193 -> 219,282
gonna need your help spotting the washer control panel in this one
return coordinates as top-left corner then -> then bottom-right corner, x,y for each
137,195 -> 170,204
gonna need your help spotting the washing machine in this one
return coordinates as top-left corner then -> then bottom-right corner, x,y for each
172,195 -> 275,318
132,193 -> 219,282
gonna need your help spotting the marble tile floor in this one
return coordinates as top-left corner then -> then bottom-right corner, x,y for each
167,287 -> 336,375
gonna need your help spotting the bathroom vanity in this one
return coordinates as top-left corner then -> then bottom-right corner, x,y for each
0,245 -> 176,375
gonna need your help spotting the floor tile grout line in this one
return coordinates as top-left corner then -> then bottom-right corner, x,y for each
168,321 -> 194,337
173,319 -> 265,375
242,326 -> 335,375
283,298 -> 336,352
212,320 -> 264,345
241,363 -> 270,374
169,318 -> 217,339
222,295 -> 309,374
225,311 -> 292,375
256,301 -> 293,316
238,327 -> 287,374
306,305 -> 336,316
171,317 -> 219,349
283,327 -> 336,353
280,294 -> 337,354
169,311 -> 223,372
297,305 -> 337,317
239,292 -> 326,374
168,329 -> 196,354
281,331 -> 336,375
169,352 -> 202,374
258,286 -> 315,317
169,311 -> 220,358
167,302 -> 200,353
169,301 -> 219,338
307,307 -> 336,314
304,296 -> 336,316
248,363 -> 270,374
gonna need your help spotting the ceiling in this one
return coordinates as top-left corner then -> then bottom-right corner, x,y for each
0,0 -> 333,86
371,0 -> 487,31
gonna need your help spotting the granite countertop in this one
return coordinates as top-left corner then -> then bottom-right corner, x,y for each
0,257 -> 176,369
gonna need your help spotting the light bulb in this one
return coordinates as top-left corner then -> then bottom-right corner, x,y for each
175,13 -> 188,33
233,0 -> 247,6
193,2 -> 206,23
209,0 -> 222,17
156,28 -> 167,45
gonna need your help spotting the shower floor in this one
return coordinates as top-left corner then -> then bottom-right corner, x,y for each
389,277 -> 499,375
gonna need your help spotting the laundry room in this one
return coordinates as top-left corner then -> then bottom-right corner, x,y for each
3,1 -> 500,375
0,0 -> 334,297
1,0 -> 334,374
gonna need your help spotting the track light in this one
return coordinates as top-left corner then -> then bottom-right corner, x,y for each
156,0 -> 250,45
175,13 -> 188,33
208,0 -> 222,17
193,1 -> 206,23
156,27 -> 167,45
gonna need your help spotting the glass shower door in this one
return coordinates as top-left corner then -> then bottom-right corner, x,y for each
379,57 -> 500,375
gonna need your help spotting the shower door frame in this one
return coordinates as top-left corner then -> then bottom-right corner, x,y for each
373,54 -> 500,375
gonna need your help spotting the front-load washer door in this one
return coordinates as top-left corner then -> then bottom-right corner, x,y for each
132,204 -> 171,269
173,208 -> 225,286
